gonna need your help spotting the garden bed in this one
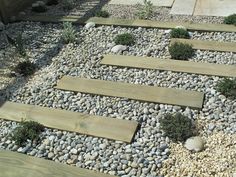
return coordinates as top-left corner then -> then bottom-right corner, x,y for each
0,16 -> 235,177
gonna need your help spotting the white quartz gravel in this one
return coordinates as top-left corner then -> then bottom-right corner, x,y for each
0,22 -> 235,176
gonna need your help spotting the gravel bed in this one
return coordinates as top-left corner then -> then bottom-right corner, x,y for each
0,22 -> 235,176
160,131 -> 236,177
21,0 -> 226,24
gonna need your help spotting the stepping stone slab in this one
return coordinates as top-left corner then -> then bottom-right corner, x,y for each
170,0 -> 197,15
101,54 -> 236,77
55,76 -> 204,109
108,0 -> 174,7
194,0 -> 236,17
0,101 -> 138,143
171,38 -> 236,53
0,150 -> 117,177
17,16 -> 236,32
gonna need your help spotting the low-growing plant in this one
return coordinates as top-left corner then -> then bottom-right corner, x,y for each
12,120 -> 44,146
136,0 -> 154,19
95,10 -> 110,18
223,14 -> 236,25
6,33 -> 26,56
160,113 -> 194,142
62,0 -> 74,10
170,28 -> 190,39
14,60 -> 37,76
169,42 -> 194,60
61,22 -> 76,43
216,78 -> 236,98
114,33 -> 135,45
46,0 -> 59,6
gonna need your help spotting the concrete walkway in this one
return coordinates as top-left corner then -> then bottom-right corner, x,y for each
108,0 -> 236,16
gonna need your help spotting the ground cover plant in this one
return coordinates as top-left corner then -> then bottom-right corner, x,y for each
136,0 -> 154,19
6,33 -> 26,57
14,61 -> 37,76
114,33 -> 135,45
12,120 -> 44,146
61,22 -> 76,43
95,10 -> 110,18
160,113 -> 195,142
170,28 -> 190,39
223,14 -> 236,25
216,78 -> 236,99
169,42 -> 194,60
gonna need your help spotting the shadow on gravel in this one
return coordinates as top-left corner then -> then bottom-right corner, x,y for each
0,0 -> 109,108
0,24 -> 62,107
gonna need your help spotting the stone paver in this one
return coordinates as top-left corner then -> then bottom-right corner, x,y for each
194,0 -> 236,17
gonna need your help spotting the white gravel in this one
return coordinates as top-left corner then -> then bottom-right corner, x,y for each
0,21 -> 235,176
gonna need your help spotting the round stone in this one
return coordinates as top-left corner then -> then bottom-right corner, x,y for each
184,136 -> 205,152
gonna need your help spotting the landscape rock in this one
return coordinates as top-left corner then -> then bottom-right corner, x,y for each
85,22 -> 95,29
175,25 -> 187,30
184,136 -> 205,152
111,45 -> 127,53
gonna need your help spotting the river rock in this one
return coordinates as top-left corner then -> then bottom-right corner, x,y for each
184,136 -> 205,152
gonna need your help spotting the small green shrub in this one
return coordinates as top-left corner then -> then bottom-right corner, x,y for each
160,113 -> 194,142
62,22 -> 76,43
62,0 -> 74,10
14,61 -> 37,76
6,33 -> 26,56
223,14 -> 236,25
114,33 -> 135,45
46,0 -> 59,5
12,120 -> 44,146
95,10 -> 109,18
170,28 -> 190,39
136,0 -> 154,19
169,42 -> 194,60
216,78 -> 236,98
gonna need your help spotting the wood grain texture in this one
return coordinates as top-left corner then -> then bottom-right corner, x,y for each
0,150 -> 116,177
0,102 -> 138,143
171,38 -> 236,53
101,54 -> 236,77
55,77 -> 204,109
16,16 -> 236,32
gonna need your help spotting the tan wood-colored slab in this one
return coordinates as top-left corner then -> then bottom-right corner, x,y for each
194,0 -> 236,17
101,54 -> 236,77
17,16 -> 236,32
170,0 -> 197,15
55,77 -> 204,109
171,38 -> 236,53
0,150 -> 117,177
0,102 -> 138,143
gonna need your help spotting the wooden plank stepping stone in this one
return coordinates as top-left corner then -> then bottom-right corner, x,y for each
100,54 -> 236,77
55,76 -> 204,109
0,150 -> 117,177
17,16 -> 236,33
0,101 -> 138,143
171,38 -> 236,53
